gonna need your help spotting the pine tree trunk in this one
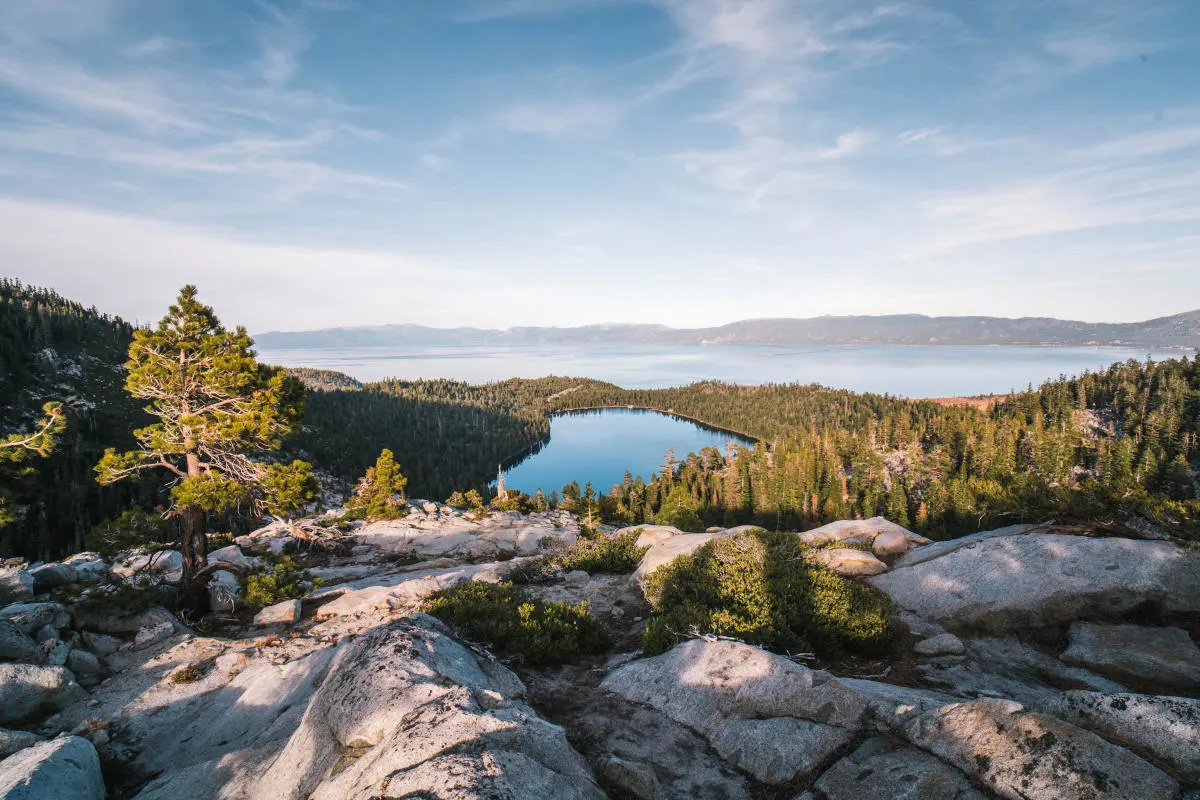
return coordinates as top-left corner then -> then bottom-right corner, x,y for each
180,448 -> 209,610
179,504 -> 208,610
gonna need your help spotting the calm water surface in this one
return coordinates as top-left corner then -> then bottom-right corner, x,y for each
501,409 -> 754,496
257,343 -> 1185,397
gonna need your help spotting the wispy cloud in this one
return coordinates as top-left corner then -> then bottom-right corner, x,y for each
0,1 -> 407,206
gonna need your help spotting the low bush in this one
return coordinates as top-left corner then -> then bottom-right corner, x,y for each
508,530 -> 648,585
422,581 -> 611,665
642,531 -> 894,658
243,556 -> 318,610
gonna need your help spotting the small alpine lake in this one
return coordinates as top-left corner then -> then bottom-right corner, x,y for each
500,408 -> 755,496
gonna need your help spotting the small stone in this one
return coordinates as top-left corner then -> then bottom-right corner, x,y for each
0,727 -> 44,758
0,618 -> 39,662
914,633 -> 966,657
133,621 -> 174,650
66,649 -> 103,677
562,570 -> 589,587
0,565 -> 34,606
252,599 -> 302,627
80,631 -> 122,656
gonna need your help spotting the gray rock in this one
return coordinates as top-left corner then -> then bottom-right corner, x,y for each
65,649 -> 103,677
594,754 -> 662,799
111,549 -> 183,578
917,636 -> 1125,707
206,570 -> 239,613
0,603 -> 69,636
0,728 -> 44,758
1039,691 -> 1200,784
242,615 -> 603,800
0,735 -> 104,800
0,619 -> 38,663
0,664 -> 87,724
40,640 -> 70,667
132,621 -> 174,650
796,517 -> 929,548
1059,622 -> 1200,692
251,599 -> 301,627
0,566 -> 34,606
872,528 -> 912,557
32,624 -> 57,645
632,532 -> 733,588
207,545 -> 249,568
905,698 -> 1178,800
562,570 -> 590,588
613,525 -> 686,549
63,554 -> 106,583
914,633 -> 966,657
808,547 -> 888,577
813,737 -> 984,799
601,639 -> 864,783
837,679 -> 964,736
28,563 -> 75,593
870,532 -> 1200,633
72,602 -> 177,634
80,630 -> 122,656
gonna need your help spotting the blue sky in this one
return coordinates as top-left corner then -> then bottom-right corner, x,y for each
2,0 -> 1199,332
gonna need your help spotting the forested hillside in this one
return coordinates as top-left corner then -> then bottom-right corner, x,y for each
2,281 -> 1196,560
0,280 -> 161,559
597,359 -> 1199,539
291,360 -> 1199,540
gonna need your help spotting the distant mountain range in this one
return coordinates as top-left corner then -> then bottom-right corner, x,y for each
256,310 -> 1200,350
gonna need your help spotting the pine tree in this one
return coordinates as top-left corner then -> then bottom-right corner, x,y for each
95,286 -> 310,604
0,402 -> 65,526
346,448 -> 409,519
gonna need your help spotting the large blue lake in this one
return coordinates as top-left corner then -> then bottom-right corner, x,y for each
257,342 -> 1190,493
257,342 -> 1185,397
501,409 -> 754,496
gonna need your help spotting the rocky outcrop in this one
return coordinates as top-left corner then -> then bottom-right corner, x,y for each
1038,691 -> 1200,784
0,735 -> 105,800
905,698 -> 1178,800
0,619 -> 39,662
1059,622 -> 1200,693
311,559 -> 521,618
916,636 -> 1126,706
353,508 -> 580,561
796,516 -> 930,557
0,565 -> 33,606
808,546 -> 888,576
811,737 -> 984,800
0,603 -> 70,636
0,664 -> 86,723
0,728 -> 43,759
631,532 -> 731,588
869,531 -> 1200,633
132,615 -> 603,800
601,639 -> 864,783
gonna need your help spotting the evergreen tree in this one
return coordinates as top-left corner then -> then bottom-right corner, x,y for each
346,448 -> 409,519
95,286 -> 310,602
0,402 -> 65,527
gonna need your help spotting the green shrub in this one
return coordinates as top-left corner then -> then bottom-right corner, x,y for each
87,507 -> 170,558
243,556 -> 318,610
508,530 -> 648,585
422,581 -> 611,665
642,531 -> 894,658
